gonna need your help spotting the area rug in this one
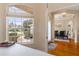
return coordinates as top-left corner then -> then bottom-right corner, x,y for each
48,43 -> 57,50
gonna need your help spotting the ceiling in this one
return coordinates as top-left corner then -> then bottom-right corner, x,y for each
48,3 -> 79,13
6,3 -> 79,14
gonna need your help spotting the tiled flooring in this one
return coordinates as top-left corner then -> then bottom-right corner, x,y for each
48,40 -> 79,56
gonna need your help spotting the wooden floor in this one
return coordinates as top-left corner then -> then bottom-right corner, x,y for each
48,39 -> 79,56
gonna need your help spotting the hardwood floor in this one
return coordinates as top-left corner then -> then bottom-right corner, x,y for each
48,39 -> 79,56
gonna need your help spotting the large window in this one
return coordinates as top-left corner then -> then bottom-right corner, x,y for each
7,17 -> 34,43
7,6 -> 34,43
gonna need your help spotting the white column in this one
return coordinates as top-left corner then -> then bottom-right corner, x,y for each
73,13 -> 79,43
75,14 -> 79,43
48,18 -> 52,41
49,13 -> 55,42
0,4 -> 7,43
32,4 -> 48,52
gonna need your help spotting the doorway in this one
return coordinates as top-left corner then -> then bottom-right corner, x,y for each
54,12 -> 74,42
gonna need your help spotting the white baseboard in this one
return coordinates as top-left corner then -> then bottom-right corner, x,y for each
54,39 -> 69,42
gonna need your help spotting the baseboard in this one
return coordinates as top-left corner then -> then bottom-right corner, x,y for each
54,39 -> 69,42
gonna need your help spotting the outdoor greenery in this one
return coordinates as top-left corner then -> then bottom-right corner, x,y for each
23,20 -> 33,39
9,20 -> 33,39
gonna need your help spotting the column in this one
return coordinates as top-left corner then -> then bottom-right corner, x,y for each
32,4 -> 48,52
73,13 -> 79,43
49,13 -> 55,42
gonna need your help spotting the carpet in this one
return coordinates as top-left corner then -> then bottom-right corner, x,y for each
48,43 -> 57,50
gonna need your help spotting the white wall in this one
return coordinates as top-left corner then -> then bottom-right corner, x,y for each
0,4 -> 7,43
54,14 -> 74,31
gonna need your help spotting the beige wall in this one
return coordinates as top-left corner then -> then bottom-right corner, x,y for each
0,4 -> 7,43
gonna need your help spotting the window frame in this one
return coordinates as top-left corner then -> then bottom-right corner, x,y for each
6,16 -> 34,44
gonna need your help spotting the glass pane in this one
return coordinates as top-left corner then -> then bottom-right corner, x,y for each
22,18 -> 33,39
7,17 -> 17,42
7,16 -> 34,43
15,17 -> 22,43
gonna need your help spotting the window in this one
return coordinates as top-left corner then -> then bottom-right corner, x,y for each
7,6 -> 34,44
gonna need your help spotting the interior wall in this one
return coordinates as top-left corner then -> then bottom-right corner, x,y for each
55,20 -> 67,31
0,4 -> 7,43
54,13 -> 74,31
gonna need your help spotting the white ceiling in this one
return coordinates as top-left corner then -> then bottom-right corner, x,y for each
66,5 -> 79,11
6,3 -> 79,14
48,3 -> 79,13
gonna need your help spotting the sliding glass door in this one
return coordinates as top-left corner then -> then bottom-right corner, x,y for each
7,17 -> 34,43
